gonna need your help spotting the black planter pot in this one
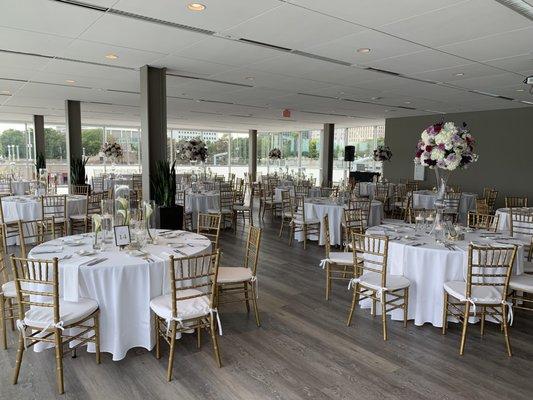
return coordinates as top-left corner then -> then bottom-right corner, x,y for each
156,205 -> 184,230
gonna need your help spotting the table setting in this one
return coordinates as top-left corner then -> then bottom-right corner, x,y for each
27,228 -> 212,360
495,207 -> 533,233
411,189 -> 477,224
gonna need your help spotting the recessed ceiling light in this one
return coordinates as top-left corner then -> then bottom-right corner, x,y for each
453,72 -> 465,77
356,48 -> 371,54
404,101 -> 411,104
516,88 -> 525,92
105,53 -> 119,60
245,76 -> 255,81
371,96 -> 382,101
187,3 -> 206,11
65,80 -> 76,84
1,90 -> 10,95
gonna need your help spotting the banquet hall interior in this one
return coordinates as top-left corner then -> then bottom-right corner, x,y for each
0,0 -> 533,399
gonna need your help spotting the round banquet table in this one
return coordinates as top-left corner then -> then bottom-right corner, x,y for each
495,207 -> 533,233
28,230 -> 212,361
186,190 -> 219,227
365,220 -> 524,327
412,190 -> 477,224
295,198 -> 383,246
1,195 -> 87,244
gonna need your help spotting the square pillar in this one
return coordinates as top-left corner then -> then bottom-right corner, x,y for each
140,65 -> 167,201
248,129 -> 257,182
65,100 -> 82,185
33,114 -> 46,161
320,123 -> 334,187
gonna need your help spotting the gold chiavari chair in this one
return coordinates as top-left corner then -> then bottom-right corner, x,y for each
91,176 -> 104,192
260,187 -> 281,221
11,255 -> 100,393
342,208 -> 367,250
295,185 -> 309,197
405,181 -> 419,193
70,192 -> 103,234
176,190 -> 193,231
505,196 -> 528,208
347,233 -> 410,340
374,183 -> 390,214
288,196 -> 320,250
443,191 -> 462,223
0,222 -> 17,349
467,211 -> 499,232
233,186 -> 254,232
509,209 -> 533,272
0,196 -> 20,247
476,198 -> 490,214
0,178 -> 12,197
320,186 -> 338,198
322,214 -> 355,300
151,251 -> 222,381
41,194 -> 67,238
69,184 -> 90,195
442,244 -> 517,356
278,190 -> 293,238
132,174 -> 142,192
448,184 -> 461,193
208,187 -> 234,231
217,226 -> 262,326
483,187 -> 498,213
197,213 -> 222,250
18,219 -> 54,258
228,173 -> 236,187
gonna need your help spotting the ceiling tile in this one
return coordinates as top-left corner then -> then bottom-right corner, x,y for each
367,50 -> 467,75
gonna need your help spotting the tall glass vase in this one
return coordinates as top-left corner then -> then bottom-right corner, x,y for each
430,168 -> 450,238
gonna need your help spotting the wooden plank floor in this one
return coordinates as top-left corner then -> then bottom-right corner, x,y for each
1,215 -> 533,399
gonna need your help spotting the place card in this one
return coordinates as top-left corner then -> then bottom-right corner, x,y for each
114,225 -> 131,247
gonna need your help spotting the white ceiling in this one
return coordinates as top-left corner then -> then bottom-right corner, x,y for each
0,0 -> 531,131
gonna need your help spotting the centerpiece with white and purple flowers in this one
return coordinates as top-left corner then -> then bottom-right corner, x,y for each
414,122 -> 478,234
373,145 -> 392,162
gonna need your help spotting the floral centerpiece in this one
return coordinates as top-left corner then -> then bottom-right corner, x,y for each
177,139 -> 208,163
373,145 -> 392,162
101,141 -> 123,161
268,148 -> 282,159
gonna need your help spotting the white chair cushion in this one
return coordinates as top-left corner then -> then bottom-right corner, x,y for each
24,297 -> 98,329
293,218 -> 320,225
150,288 -> 210,321
443,281 -> 503,304
233,205 -> 250,211
328,252 -> 353,265
359,272 -> 410,291
217,267 -> 253,284
509,275 -> 533,292
1,280 -> 15,298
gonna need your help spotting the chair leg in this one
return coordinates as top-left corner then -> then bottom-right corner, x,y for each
243,282 -> 250,313
196,326 -> 201,349
251,283 -> 261,327
381,296 -> 388,341
442,292 -> 448,335
155,316 -> 161,359
502,305 -> 512,357
210,317 -> 222,367
288,224 -> 294,247
325,265 -> 330,301
459,302 -> 471,355
480,306 -> 486,337
278,217 -> 284,238
0,295 -> 6,350
54,329 -> 65,394
13,331 -> 25,384
166,322 -> 177,381
403,288 -> 409,328
6,298 -> 14,331
346,284 -> 360,326
303,225 -> 307,250
94,312 -> 101,364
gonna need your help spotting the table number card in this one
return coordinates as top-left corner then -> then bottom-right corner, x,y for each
114,225 -> 131,247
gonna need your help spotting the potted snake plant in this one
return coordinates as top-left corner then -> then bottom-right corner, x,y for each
70,157 -> 90,193
151,160 -> 182,230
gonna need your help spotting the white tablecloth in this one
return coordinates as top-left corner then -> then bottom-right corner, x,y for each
186,190 -> 219,227
28,230 -> 212,361
357,182 -> 397,199
11,180 -> 33,195
412,190 -> 477,224
274,187 -> 321,202
103,178 -> 133,191
365,221 -> 524,327
2,195 -> 87,244
495,207 -> 533,233
295,198 -> 383,246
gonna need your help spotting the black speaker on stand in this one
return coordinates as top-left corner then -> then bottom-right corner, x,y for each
344,145 -> 355,184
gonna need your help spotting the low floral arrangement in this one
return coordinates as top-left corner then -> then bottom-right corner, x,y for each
373,145 -> 392,162
177,139 -> 208,162
269,148 -> 282,159
101,141 -> 123,160
414,122 -> 477,171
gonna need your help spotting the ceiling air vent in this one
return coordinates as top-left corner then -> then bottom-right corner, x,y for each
494,0 -> 533,21
365,67 -> 401,76
238,38 -> 292,52
291,50 -> 352,66
52,0 -> 109,12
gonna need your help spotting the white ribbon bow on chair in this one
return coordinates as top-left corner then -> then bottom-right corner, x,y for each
250,275 -> 259,299
466,298 -> 514,326
208,308 -> 223,336
16,319 -> 64,349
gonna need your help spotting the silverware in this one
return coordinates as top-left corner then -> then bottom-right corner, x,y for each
87,257 -> 107,266
173,249 -> 186,256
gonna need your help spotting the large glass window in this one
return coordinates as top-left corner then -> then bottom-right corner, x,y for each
44,124 -> 68,185
0,121 -> 35,179
300,130 -> 321,183
346,126 -> 385,174
230,132 -> 249,178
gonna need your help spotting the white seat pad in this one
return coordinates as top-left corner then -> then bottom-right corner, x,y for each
444,281 -> 504,304
24,298 -> 98,329
1,280 -> 16,298
150,289 -> 210,321
359,272 -> 410,291
233,205 -> 250,211
509,275 -> 533,292
328,252 -> 353,265
217,267 -> 253,283
293,218 -> 320,225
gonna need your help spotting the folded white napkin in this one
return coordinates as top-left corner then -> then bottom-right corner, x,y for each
32,245 -> 63,254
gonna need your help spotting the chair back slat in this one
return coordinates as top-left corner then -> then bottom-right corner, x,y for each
467,212 -> 499,232
243,226 -> 262,275
197,213 -> 221,250
351,232 -> 389,288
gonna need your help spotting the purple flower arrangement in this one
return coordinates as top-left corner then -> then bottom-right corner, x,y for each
373,145 -> 392,162
101,141 -> 123,160
177,139 -> 208,162
269,148 -> 282,159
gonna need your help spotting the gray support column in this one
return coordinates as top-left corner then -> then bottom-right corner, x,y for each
248,129 -> 257,182
140,65 -> 167,201
320,123 -> 334,187
65,100 -> 82,185
33,115 -> 45,160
